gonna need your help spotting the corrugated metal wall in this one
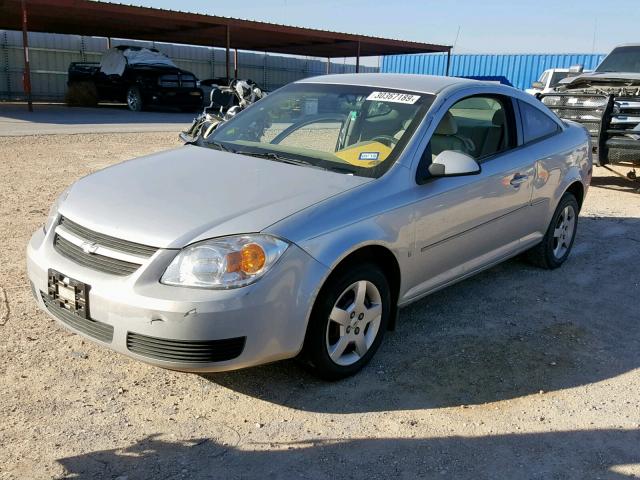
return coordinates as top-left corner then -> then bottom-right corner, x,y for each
0,30 -> 377,101
382,53 -> 606,90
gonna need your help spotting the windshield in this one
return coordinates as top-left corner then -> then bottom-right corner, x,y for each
549,71 -> 571,86
206,83 -> 433,178
596,46 -> 640,73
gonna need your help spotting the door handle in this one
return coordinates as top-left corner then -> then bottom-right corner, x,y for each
510,174 -> 529,187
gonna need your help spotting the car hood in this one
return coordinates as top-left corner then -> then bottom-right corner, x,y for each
558,71 -> 640,89
59,145 -> 371,248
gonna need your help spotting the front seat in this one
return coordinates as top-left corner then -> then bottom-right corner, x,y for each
479,109 -> 507,157
431,112 -> 468,158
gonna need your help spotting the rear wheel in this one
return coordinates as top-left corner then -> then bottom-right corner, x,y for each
526,193 -> 579,269
126,86 -> 144,112
301,264 -> 391,380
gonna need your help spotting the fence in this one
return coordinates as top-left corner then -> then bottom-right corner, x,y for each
381,53 -> 606,90
0,30 -> 378,101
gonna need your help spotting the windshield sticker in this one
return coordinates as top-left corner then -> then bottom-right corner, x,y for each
359,152 -> 380,160
366,91 -> 421,104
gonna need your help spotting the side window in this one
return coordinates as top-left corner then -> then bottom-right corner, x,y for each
539,71 -> 550,86
430,96 -> 512,161
519,100 -> 561,144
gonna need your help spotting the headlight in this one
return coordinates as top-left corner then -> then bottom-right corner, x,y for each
161,234 -> 289,289
43,188 -> 70,234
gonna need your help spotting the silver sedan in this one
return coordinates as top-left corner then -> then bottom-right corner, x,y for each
26,74 -> 592,379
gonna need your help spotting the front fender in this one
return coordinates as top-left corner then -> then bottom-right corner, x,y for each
293,207 -> 413,300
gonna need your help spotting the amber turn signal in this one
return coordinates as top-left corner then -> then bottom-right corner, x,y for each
240,243 -> 266,274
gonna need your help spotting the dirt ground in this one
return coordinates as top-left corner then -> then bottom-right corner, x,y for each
1,133 -> 639,480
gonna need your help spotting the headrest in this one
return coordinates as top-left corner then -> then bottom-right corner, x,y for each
492,109 -> 506,126
435,112 -> 458,135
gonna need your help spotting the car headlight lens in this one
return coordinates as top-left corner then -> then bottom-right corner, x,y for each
161,234 -> 289,289
43,188 -> 70,234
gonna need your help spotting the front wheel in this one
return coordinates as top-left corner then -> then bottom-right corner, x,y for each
300,264 -> 391,380
126,86 -> 144,112
526,193 -> 579,269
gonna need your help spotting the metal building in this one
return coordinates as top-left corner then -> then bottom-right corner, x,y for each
382,53 -> 606,90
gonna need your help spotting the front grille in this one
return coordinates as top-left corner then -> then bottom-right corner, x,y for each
541,94 -> 608,108
542,94 -> 608,141
54,216 -> 159,276
41,291 -> 113,343
180,74 -> 197,88
159,74 -> 179,87
54,235 -> 140,276
59,217 -> 158,257
542,92 -> 640,166
608,97 -> 640,155
127,332 -> 246,363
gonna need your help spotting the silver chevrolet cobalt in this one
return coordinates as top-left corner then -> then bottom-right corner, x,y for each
27,74 -> 591,379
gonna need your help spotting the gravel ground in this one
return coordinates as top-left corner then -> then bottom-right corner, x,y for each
1,133 -> 639,480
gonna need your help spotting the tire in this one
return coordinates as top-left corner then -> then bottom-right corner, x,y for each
526,193 -> 579,269
300,263 -> 391,380
126,86 -> 144,112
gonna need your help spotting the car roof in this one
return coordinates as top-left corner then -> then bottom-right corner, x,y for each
297,73 -> 484,95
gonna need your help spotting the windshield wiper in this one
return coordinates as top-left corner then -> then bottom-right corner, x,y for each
234,150 -> 321,168
213,148 -> 357,174
208,141 -> 234,152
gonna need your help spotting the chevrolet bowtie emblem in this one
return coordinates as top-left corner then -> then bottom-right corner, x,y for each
81,241 -> 99,254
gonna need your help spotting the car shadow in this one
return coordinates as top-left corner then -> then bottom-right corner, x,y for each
56,429 -> 640,479
590,169 -> 640,194
202,216 -> 640,413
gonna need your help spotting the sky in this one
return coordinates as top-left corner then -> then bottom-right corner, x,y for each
119,0 -> 640,64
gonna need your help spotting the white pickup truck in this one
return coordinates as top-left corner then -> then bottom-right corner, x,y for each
525,68 -> 574,95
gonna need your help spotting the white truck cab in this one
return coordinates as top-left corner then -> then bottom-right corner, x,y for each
526,68 -> 573,95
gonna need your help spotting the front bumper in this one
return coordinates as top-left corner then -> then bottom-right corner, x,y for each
26,227 -> 328,372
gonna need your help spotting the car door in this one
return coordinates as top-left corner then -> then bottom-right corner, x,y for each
403,94 -> 536,300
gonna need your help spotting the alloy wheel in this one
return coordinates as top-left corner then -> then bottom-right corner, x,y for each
127,90 -> 140,110
552,204 -> 576,259
325,280 -> 383,366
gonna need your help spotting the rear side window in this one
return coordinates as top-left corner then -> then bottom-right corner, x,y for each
519,101 -> 561,144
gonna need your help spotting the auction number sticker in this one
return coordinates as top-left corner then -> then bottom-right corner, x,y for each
366,91 -> 421,104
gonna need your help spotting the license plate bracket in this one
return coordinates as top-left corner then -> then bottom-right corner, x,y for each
47,269 -> 90,319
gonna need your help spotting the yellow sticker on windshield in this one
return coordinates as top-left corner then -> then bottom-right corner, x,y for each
336,142 -> 391,167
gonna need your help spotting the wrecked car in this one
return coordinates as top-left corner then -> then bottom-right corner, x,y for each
540,45 -> 640,174
67,46 -> 203,112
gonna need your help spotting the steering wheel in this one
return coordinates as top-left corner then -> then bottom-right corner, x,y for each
370,135 -> 398,148
270,114 -> 346,145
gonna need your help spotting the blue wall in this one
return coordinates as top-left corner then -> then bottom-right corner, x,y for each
381,53 -> 606,90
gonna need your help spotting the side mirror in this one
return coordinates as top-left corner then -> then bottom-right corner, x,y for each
428,150 -> 481,177
531,81 -> 544,89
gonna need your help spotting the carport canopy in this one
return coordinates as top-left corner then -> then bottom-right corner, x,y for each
0,0 -> 451,106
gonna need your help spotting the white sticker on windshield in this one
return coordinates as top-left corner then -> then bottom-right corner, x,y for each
366,91 -> 421,104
